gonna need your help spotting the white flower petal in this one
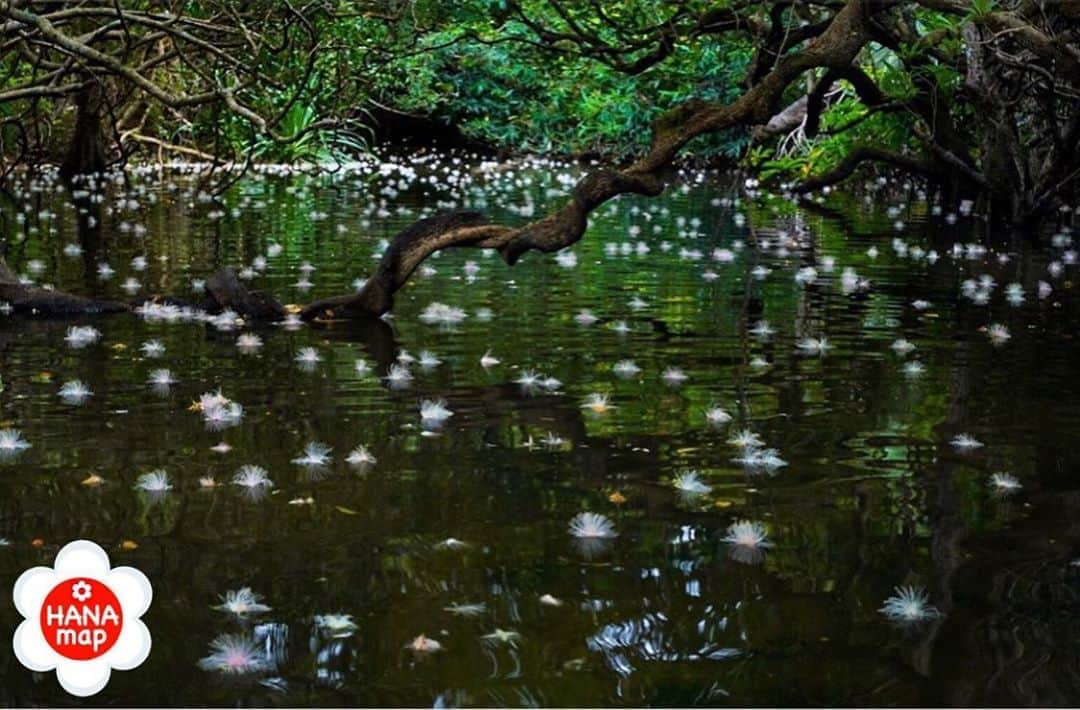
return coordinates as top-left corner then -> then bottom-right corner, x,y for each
105,619 -> 151,670
13,567 -> 56,617
53,540 -> 112,579
13,620 -> 58,671
56,658 -> 111,697
105,567 -> 153,617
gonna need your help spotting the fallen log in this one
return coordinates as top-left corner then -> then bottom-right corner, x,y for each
0,259 -> 130,315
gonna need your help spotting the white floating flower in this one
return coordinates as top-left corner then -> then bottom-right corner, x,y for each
672,470 -> 711,495
217,587 -> 271,616
950,434 -> 984,450
141,340 -> 165,358
134,469 -> 171,492
420,398 -> 453,424
444,603 -> 487,618
198,634 -> 270,674
236,333 -> 263,354
903,361 -> 925,377
58,380 -> 93,405
148,369 -> 176,388
661,367 -> 687,386
295,347 -> 321,366
346,445 -> 376,466
728,429 -> 763,449
314,614 -> 358,637
890,339 -> 916,356
581,393 -> 613,414
568,512 -> 616,539
879,586 -> 939,624
64,326 -> 101,348
232,465 -> 272,489
722,520 -> 772,564
0,429 -> 32,455
990,472 -> 1021,494
705,406 -> 732,426
987,323 -> 1011,345
574,309 -> 598,326
796,337 -> 830,355
292,442 -> 331,467
418,350 -> 442,369
407,634 -> 442,653
383,364 -> 413,387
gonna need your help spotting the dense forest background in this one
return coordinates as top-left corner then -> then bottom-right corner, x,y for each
2,0 -> 1079,225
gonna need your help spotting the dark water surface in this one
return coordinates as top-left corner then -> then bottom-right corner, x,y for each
1,154 -> 1079,706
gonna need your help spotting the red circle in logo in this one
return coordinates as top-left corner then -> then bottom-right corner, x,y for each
39,577 -> 124,660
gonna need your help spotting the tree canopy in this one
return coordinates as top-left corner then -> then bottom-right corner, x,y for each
2,0 -> 1079,225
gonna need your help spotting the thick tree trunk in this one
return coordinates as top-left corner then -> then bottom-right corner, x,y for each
59,83 -> 107,179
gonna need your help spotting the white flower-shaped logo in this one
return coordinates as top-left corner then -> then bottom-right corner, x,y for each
13,540 -> 152,697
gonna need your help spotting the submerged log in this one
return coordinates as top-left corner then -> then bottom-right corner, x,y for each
0,261 -> 280,320
204,267 -> 286,320
0,259 -> 130,315
301,211 -> 500,321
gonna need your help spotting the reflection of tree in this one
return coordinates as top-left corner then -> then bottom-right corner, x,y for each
894,320 -> 973,683
949,491 -> 1080,705
896,321 -> 1080,704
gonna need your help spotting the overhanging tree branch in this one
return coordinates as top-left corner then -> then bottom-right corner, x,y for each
795,146 -> 940,192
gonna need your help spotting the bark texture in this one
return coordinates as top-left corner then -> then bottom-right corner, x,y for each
59,83 -> 108,179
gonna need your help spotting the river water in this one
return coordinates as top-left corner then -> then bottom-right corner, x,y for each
1,153 -> 1078,706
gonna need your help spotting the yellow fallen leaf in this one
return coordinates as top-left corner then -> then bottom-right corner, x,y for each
608,491 -> 627,505
81,473 -> 104,487
714,499 -> 734,509
284,304 -> 302,314
120,540 -> 138,551
111,343 -> 127,351
334,505 -> 359,515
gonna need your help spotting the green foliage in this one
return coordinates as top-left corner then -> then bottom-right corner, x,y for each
362,2 -> 754,157
0,0 -> 988,176
748,38 -> 945,186
247,99 -> 369,165
968,0 -> 998,19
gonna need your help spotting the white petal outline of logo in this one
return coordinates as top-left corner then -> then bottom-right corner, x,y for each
12,540 -> 152,697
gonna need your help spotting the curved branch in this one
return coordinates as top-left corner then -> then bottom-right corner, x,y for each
1,4 -> 192,107
794,146 -> 939,193
805,65 -> 889,136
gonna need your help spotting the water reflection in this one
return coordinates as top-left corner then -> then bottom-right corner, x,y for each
0,154 -> 1079,705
